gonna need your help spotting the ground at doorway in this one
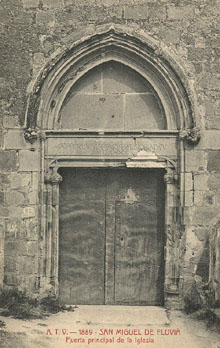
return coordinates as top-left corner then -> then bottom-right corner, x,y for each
0,306 -> 220,348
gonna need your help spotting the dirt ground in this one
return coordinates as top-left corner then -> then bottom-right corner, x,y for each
0,306 -> 220,348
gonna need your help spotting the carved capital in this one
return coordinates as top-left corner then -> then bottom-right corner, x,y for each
24,128 -> 39,144
179,127 -> 201,145
45,172 -> 63,185
164,169 -> 175,184
24,128 -> 47,143
38,130 -> 47,141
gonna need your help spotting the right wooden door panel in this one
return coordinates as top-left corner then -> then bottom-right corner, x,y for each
114,199 -> 163,305
105,170 -> 165,306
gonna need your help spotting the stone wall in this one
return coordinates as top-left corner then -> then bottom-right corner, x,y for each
183,135 -> 220,305
0,0 -> 220,304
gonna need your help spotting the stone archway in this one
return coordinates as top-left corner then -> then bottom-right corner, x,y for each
24,25 -> 200,308
25,24 -> 199,130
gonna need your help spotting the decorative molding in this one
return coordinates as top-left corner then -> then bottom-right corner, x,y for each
44,172 -> 63,185
179,127 -> 201,145
25,24 -> 195,130
24,128 -> 47,143
24,128 -> 38,144
126,150 -> 166,168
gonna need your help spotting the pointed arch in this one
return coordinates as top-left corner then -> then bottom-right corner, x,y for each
25,24 -> 197,131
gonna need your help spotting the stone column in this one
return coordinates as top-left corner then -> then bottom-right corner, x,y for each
44,169 -> 62,294
164,167 -> 180,307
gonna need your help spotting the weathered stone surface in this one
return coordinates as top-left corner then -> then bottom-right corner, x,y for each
18,150 -> 40,172
0,220 -> 5,242
167,5 -> 195,20
207,151 -> 220,172
203,192 -> 215,205
32,172 -> 40,190
185,227 -> 204,263
194,174 -> 209,191
32,53 -> 47,75
6,190 -> 26,206
191,207 -> 219,225
22,0 -> 39,8
124,4 -> 166,20
23,276 -> 38,291
10,173 -> 31,188
3,116 -> 20,128
6,219 -> 38,240
185,173 -> 193,191
43,0 -> 64,8
36,10 -> 55,25
206,117 -> 220,130
0,151 -> 17,172
193,227 -> 209,242
28,190 -> 39,204
161,28 -> 181,44
0,205 -> 9,218
196,131 -> 220,150
9,206 -> 23,219
185,151 -> 206,172
18,256 -> 38,274
0,191 -> 4,204
22,206 -> 36,218
188,48 -> 213,62
0,131 -> 4,149
4,258 -> 17,272
4,273 -> 18,286
5,240 -> 27,256
194,191 -> 215,206
26,241 -> 38,256
97,0 -> 120,6
208,174 -> 220,191
5,130 -> 27,149
185,191 -> 193,206
5,220 -> 21,239
22,219 -> 38,241
0,174 -> 10,188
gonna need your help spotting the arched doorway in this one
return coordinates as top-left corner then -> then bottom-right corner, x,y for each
57,61 -> 167,305
25,25 -> 200,307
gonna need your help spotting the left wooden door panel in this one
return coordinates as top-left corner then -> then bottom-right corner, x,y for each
59,169 -> 106,304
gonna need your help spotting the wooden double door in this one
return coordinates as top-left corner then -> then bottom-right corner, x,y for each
59,168 -> 165,305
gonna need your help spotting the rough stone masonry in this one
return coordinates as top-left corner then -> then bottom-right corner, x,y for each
0,0 -> 220,308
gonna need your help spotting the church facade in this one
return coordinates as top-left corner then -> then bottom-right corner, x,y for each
0,0 -> 220,309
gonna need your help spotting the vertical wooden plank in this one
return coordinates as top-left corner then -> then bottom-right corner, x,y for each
105,200 -> 116,304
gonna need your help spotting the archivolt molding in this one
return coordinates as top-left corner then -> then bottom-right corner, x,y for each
25,24 -> 198,132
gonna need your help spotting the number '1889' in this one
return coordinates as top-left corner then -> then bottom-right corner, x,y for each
78,330 -> 93,335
